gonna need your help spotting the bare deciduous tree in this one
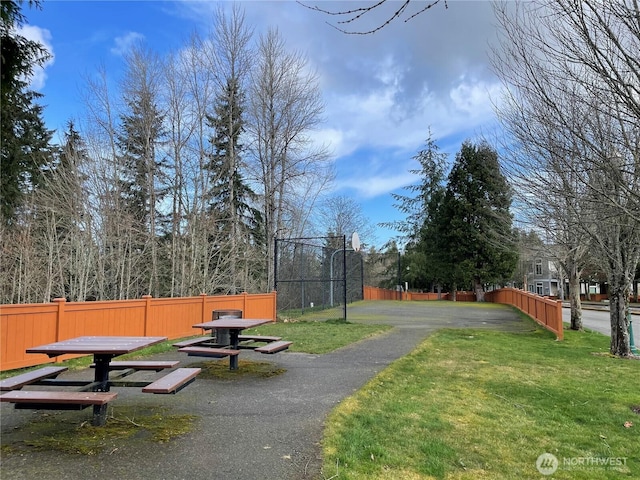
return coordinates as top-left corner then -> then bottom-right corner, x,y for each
317,195 -> 376,246
492,0 -> 640,355
119,43 -> 166,297
247,27 -> 331,290
207,4 -> 255,294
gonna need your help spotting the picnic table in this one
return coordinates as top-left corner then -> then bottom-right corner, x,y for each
175,318 -> 292,370
0,336 -> 201,426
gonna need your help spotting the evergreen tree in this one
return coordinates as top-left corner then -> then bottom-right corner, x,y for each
379,240 -> 401,290
384,132 -> 447,291
116,95 -> 165,225
206,75 -> 263,292
1,0 -> 54,225
383,130 -> 447,243
114,46 -> 166,297
440,141 -> 517,300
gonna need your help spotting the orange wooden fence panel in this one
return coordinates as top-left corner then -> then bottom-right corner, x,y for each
363,286 -> 402,301
407,292 -> 445,301
0,292 -> 277,371
485,287 -> 563,340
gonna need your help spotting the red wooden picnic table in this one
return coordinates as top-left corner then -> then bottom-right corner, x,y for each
26,336 -> 167,424
191,319 -> 272,370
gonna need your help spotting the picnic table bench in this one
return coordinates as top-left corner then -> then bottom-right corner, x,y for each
142,368 -> 201,394
1,391 -> 117,410
172,337 -> 214,348
178,346 -> 241,358
0,366 -> 119,411
238,335 -> 282,343
91,360 -> 179,371
0,366 -> 68,391
254,341 -> 293,354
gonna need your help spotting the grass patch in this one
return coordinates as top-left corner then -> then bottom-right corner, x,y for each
1,405 -> 197,456
278,304 -> 340,320
188,359 -> 286,379
322,326 -> 639,479
243,319 -> 393,354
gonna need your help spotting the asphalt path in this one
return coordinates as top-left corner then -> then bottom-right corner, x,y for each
0,302 -> 530,480
562,306 -> 640,348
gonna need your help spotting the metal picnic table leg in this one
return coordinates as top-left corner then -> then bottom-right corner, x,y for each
92,355 -> 111,426
229,330 -> 240,371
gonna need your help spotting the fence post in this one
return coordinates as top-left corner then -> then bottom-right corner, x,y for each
242,291 -> 248,317
555,299 -> 564,340
200,293 -> 208,323
272,291 -> 277,321
142,295 -> 152,336
53,297 -> 66,341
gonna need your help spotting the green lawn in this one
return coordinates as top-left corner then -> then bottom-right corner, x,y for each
244,318 -> 392,354
322,326 -> 640,479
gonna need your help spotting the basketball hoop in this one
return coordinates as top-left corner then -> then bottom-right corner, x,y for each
351,232 -> 361,252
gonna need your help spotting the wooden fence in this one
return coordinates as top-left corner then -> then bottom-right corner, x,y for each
363,285 -> 563,339
363,286 -> 403,300
485,287 -> 563,340
0,292 -> 277,371
363,286 -> 475,302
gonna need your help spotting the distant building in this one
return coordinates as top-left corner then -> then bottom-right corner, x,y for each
525,255 -> 561,297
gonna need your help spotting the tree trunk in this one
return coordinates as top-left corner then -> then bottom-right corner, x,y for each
609,278 -> 631,357
568,265 -> 583,330
474,277 -> 485,302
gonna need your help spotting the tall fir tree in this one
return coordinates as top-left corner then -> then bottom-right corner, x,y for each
1,0 -> 54,225
116,95 -> 165,225
206,76 -> 263,292
114,64 -> 166,297
439,141 -> 517,300
384,132 -> 448,291
384,130 -> 447,243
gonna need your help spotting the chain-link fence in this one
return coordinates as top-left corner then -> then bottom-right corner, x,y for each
274,236 -> 364,319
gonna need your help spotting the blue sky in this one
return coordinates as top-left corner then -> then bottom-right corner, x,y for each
22,0 -> 502,249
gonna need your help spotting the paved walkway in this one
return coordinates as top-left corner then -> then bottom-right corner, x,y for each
0,302 -> 529,480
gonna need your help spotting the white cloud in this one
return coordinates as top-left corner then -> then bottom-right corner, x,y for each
17,24 -> 54,90
449,77 -> 501,117
337,169 -> 418,199
111,31 -> 145,56
180,0 -> 502,204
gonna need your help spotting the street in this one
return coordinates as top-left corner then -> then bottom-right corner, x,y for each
562,307 -> 640,350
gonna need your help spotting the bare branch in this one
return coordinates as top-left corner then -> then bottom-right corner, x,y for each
298,0 -> 447,34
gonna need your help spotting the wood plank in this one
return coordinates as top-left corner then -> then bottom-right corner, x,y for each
142,368 -> 201,394
178,346 -> 240,358
0,390 -> 117,405
0,366 -> 68,391
90,361 -> 179,371
172,337 -> 212,348
254,341 -> 292,354
238,335 -> 282,343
